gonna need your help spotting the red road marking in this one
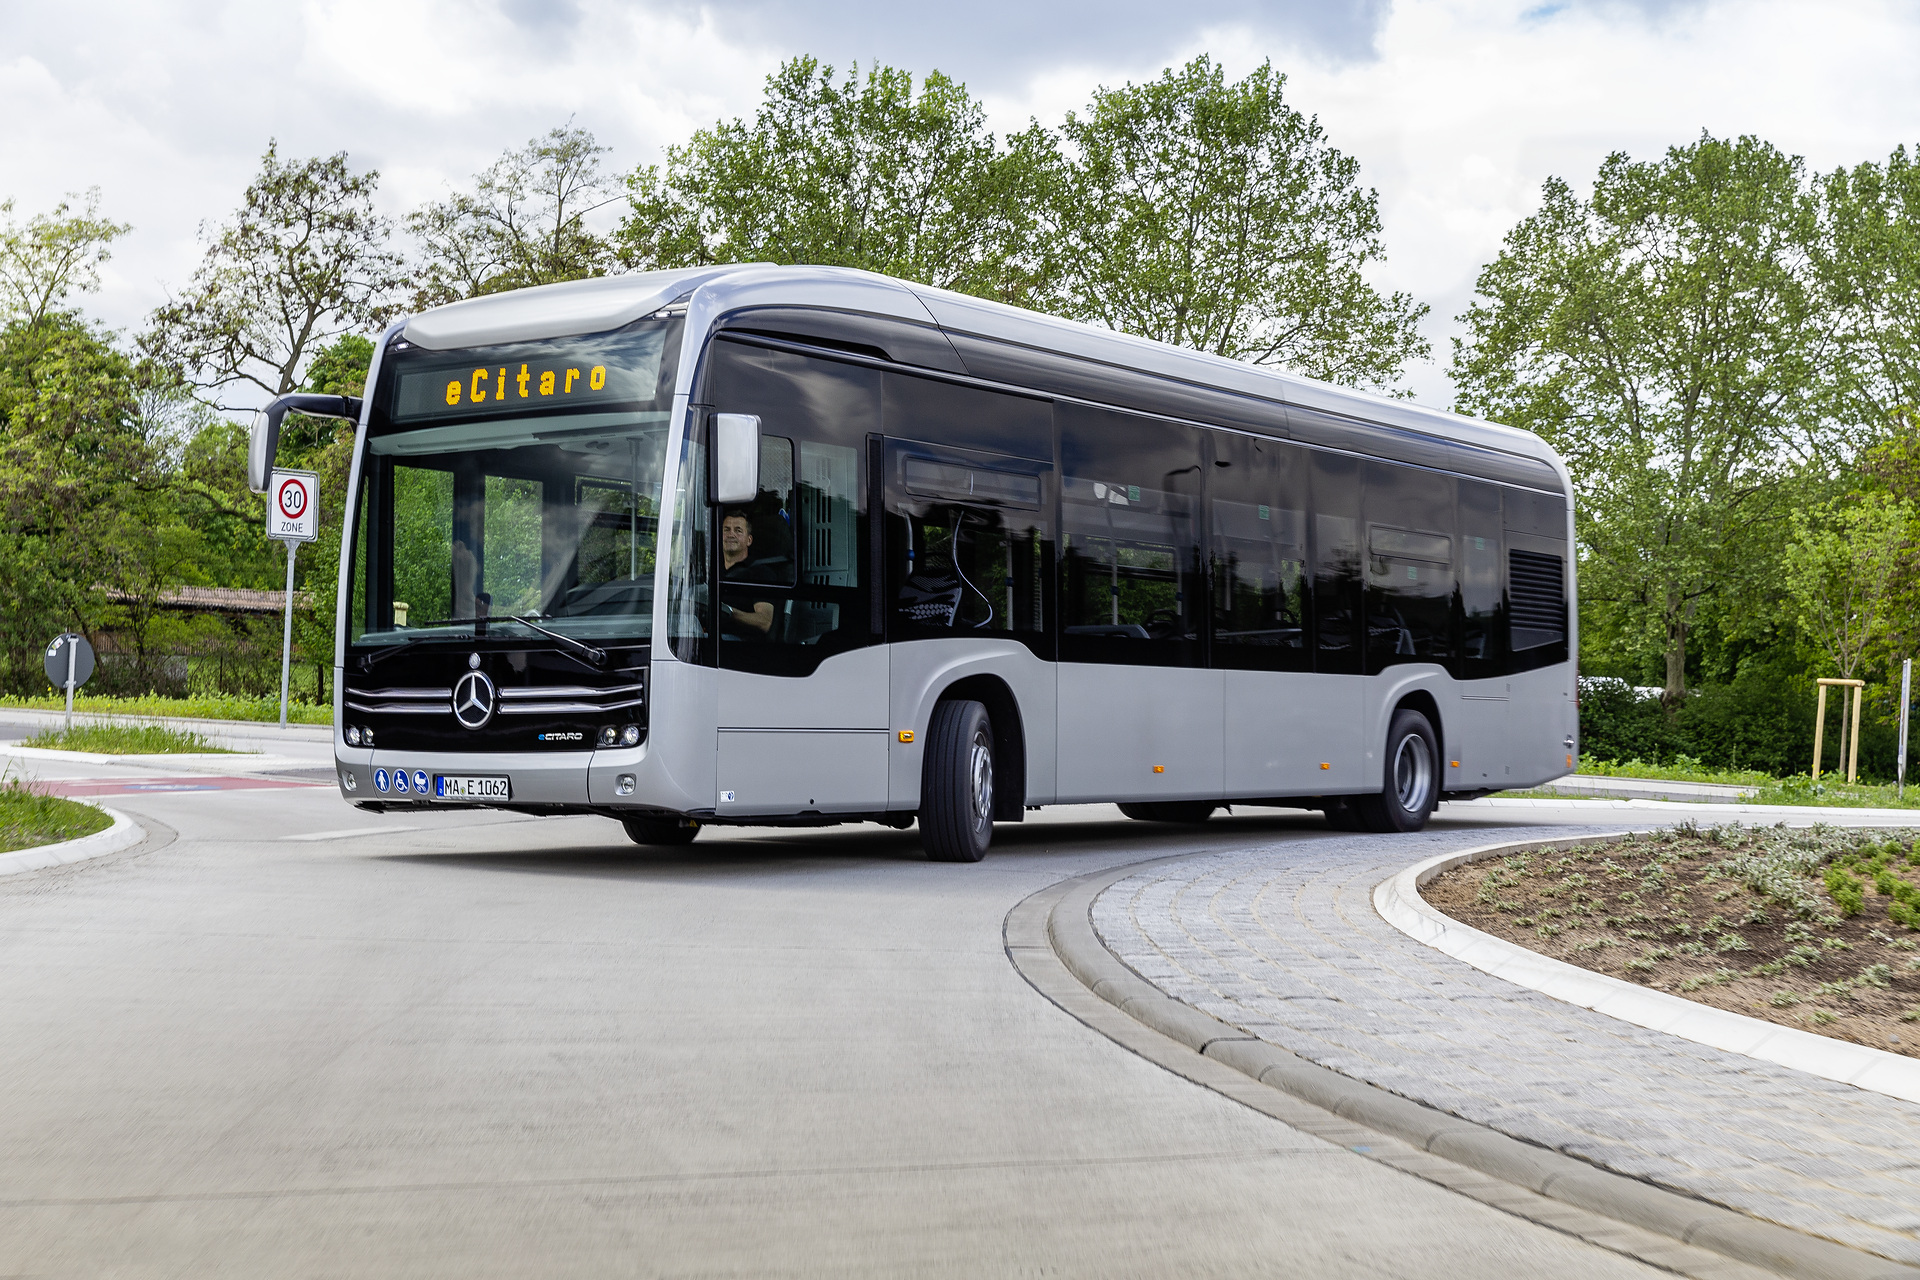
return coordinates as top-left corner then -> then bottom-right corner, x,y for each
38,776 -> 330,798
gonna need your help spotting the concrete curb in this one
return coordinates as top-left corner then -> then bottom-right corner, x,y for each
0,805 -> 144,877
1374,834 -> 1920,1105
1458,797 -> 1920,820
1012,855 -> 1919,1280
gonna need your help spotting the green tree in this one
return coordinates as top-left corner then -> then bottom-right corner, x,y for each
407,125 -> 618,310
619,58 -> 1057,306
0,315 -> 159,691
1782,494 -> 1912,681
1452,134 -> 1834,701
0,189 -> 130,329
1049,56 -> 1428,390
1821,144 -> 1920,432
145,142 -> 400,405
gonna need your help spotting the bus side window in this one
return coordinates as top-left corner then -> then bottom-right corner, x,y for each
1309,451 -> 1362,675
1207,430 -> 1308,673
1457,480 -> 1504,679
1363,461 -> 1455,673
1058,404 -> 1204,668
705,339 -> 881,675
885,442 -> 1050,653
1504,486 -> 1570,672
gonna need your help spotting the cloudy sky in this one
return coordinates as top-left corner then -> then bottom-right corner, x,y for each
2,0 -> 1915,404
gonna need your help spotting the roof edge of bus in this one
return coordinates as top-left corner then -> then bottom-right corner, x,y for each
400,265 -> 771,350
898,278 -> 1557,469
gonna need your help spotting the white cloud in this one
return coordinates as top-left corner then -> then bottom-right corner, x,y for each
2,0 -> 1915,409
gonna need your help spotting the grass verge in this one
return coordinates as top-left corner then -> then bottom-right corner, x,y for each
20,723 -> 231,754
0,692 -> 330,726
1575,754 -> 1773,787
0,779 -> 111,854
1426,823 -> 1920,1058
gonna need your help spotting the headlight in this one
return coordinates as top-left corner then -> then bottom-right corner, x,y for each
619,724 -> 642,746
598,725 -> 618,747
344,725 -> 361,746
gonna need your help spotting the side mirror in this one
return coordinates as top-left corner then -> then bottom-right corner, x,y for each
712,413 -> 761,505
248,394 -> 365,493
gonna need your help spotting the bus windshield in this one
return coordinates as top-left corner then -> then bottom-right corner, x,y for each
347,321 -> 679,649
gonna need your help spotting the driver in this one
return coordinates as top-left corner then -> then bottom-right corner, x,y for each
719,510 -> 776,639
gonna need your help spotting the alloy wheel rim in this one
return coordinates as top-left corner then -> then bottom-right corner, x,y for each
969,728 -> 994,830
1393,732 -> 1433,813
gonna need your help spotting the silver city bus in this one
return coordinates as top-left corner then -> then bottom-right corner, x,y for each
251,265 -> 1577,861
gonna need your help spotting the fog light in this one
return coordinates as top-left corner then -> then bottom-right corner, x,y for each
598,725 -> 618,747
361,726 -> 374,745
619,724 -> 641,747
615,774 -> 635,796
344,725 -> 362,746
341,770 -> 358,792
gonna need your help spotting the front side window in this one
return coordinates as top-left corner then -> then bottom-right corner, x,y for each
348,319 -> 679,650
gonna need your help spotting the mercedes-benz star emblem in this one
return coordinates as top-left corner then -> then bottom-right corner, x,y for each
453,671 -> 495,730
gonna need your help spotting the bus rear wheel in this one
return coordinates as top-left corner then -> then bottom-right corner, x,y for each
1354,710 -> 1439,833
622,813 -> 702,846
1118,801 -> 1217,824
921,699 -> 995,862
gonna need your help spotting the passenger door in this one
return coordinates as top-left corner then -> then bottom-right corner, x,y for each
1054,404 -> 1222,803
702,339 -> 888,816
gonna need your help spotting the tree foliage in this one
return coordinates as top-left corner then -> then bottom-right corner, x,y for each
1821,145 -> 1920,432
407,126 -> 618,310
1048,57 -> 1428,389
0,189 -> 130,329
1453,134 -> 1833,701
618,58 -> 1057,306
145,142 -> 401,404
1781,494 -> 1912,680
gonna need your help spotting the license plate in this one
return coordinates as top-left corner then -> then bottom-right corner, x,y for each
435,775 -> 510,801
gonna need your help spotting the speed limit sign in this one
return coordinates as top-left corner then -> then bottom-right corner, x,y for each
269,469 -> 319,543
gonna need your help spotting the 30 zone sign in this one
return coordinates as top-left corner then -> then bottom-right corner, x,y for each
269,469 -> 319,543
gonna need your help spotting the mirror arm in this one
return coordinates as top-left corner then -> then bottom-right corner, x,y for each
249,394 -> 365,492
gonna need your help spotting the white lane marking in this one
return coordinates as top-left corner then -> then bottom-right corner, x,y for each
281,825 -> 421,842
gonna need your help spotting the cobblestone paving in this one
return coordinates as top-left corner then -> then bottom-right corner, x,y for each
1089,826 -> 1920,1264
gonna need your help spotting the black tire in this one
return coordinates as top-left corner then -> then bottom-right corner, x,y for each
622,813 -> 701,846
1354,709 -> 1440,833
1119,801 -> 1217,824
921,699 -> 995,862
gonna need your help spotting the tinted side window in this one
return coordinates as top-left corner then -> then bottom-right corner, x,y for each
706,339 -> 881,676
884,371 -> 1052,460
1457,480 -> 1505,680
1208,431 -> 1309,672
1504,488 -> 1570,673
1309,451 -> 1362,674
1058,404 -> 1204,667
1364,462 -> 1455,673
886,441 -> 1051,657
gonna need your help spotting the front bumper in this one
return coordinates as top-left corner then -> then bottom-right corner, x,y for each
334,741 -> 676,812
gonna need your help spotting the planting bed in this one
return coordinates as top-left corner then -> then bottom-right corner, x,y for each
1425,824 -> 1920,1058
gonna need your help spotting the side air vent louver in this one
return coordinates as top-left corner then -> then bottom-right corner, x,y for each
1509,550 -> 1566,651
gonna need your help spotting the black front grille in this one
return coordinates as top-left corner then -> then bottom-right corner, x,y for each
341,645 -> 648,752
1509,549 -> 1566,651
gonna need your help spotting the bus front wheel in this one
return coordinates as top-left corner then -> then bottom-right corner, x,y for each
622,813 -> 701,846
921,699 -> 995,862
1354,710 -> 1439,833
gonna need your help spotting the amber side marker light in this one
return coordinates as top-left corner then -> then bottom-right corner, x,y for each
1152,765 -> 1165,773
1451,760 -> 1461,768
898,730 -> 914,743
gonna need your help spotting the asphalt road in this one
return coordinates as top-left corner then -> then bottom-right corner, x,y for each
0,752 -> 1686,1278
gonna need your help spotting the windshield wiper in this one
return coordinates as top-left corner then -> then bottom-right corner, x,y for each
502,614 -> 608,668
353,615 -> 607,670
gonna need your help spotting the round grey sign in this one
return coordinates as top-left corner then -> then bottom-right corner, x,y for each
43,633 -> 95,690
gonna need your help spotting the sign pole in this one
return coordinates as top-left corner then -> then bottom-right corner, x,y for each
64,636 -> 75,732
279,538 -> 297,731
1901,658 -> 1912,799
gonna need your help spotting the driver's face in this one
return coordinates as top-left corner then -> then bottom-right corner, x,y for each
721,517 -> 752,556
